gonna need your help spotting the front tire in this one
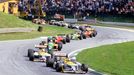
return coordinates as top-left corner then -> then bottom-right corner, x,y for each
29,50 -> 34,61
57,43 -> 62,51
81,33 -> 86,39
28,49 -> 33,57
62,39 -> 66,44
66,35 -> 70,43
78,35 -> 83,40
56,63 -> 64,72
81,64 -> 88,73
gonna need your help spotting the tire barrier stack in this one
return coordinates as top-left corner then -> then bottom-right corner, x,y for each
27,20 -> 97,74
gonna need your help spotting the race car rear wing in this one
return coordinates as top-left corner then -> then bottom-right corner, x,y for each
35,45 -> 47,48
53,52 -> 68,57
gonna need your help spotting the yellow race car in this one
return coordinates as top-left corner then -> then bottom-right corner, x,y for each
46,52 -> 89,74
28,48 -> 51,62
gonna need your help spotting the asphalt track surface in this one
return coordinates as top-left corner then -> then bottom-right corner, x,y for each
0,26 -> 134,75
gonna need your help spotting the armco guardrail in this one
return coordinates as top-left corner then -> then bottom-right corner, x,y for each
78,18 -> 97,24
64,18 -> 78,23
64,18 -> 97,24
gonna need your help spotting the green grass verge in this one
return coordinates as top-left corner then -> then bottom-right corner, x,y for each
0,12 -> 75,40
77,42 -> 134,75
0,25 -> 75,40
0,12 -> 35,28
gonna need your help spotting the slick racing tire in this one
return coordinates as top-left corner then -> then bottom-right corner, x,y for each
81,33 -> 86,39
81,64 -> 88,73
66,35 -> 70,43
62,39 -> 66,44
47,38 -> 51,43
79,26 -> 85,31
93,31 -> 97,37
58,43 -> 62,51
29,50 -> 34,61
28,49 -> 34,57
78,35 -> 83,40
92,33 -> 96,37
46,58 -> 54,67
56,63 -> 64,72
89,34 -> 93,38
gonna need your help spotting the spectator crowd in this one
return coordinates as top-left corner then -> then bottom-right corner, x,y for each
18,0 -> 134,17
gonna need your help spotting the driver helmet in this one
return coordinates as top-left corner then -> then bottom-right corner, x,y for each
70,57 -> 76,62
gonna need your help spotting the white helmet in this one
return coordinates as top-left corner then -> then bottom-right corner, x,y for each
70,57 -> 76,61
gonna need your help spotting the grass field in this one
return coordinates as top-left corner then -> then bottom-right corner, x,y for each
0,12 -> 36,28
0,12 -> 75,40
0,25 -> 74,40
77,42 -> 134,75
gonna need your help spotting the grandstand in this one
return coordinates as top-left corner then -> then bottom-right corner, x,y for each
18,0 -> 133,17
0,0 -> 133,22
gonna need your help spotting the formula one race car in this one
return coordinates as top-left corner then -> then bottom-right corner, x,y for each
70,32 -> 83,40
68,24 -> 79,29
81,30 -> 93,38
47,41 -> 63,51
40,40 -> 63,51
49,20 -> 56,25
47,34 -> 70,44
56,34 -> 71,43
79,26 -> 97,38
79,25 -> 90,31
27,40 -> 63,62
49,20 -> 69,27
60,21 -> 70,27
84,27 -> 97,37
32,18 -> 46,25
47,36 -> 65,44
56,21 -> 69,27
27,48 -> 51,62
46,52 -> 88,74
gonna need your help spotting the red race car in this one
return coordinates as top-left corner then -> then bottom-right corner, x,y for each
52,34 -> 70,44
